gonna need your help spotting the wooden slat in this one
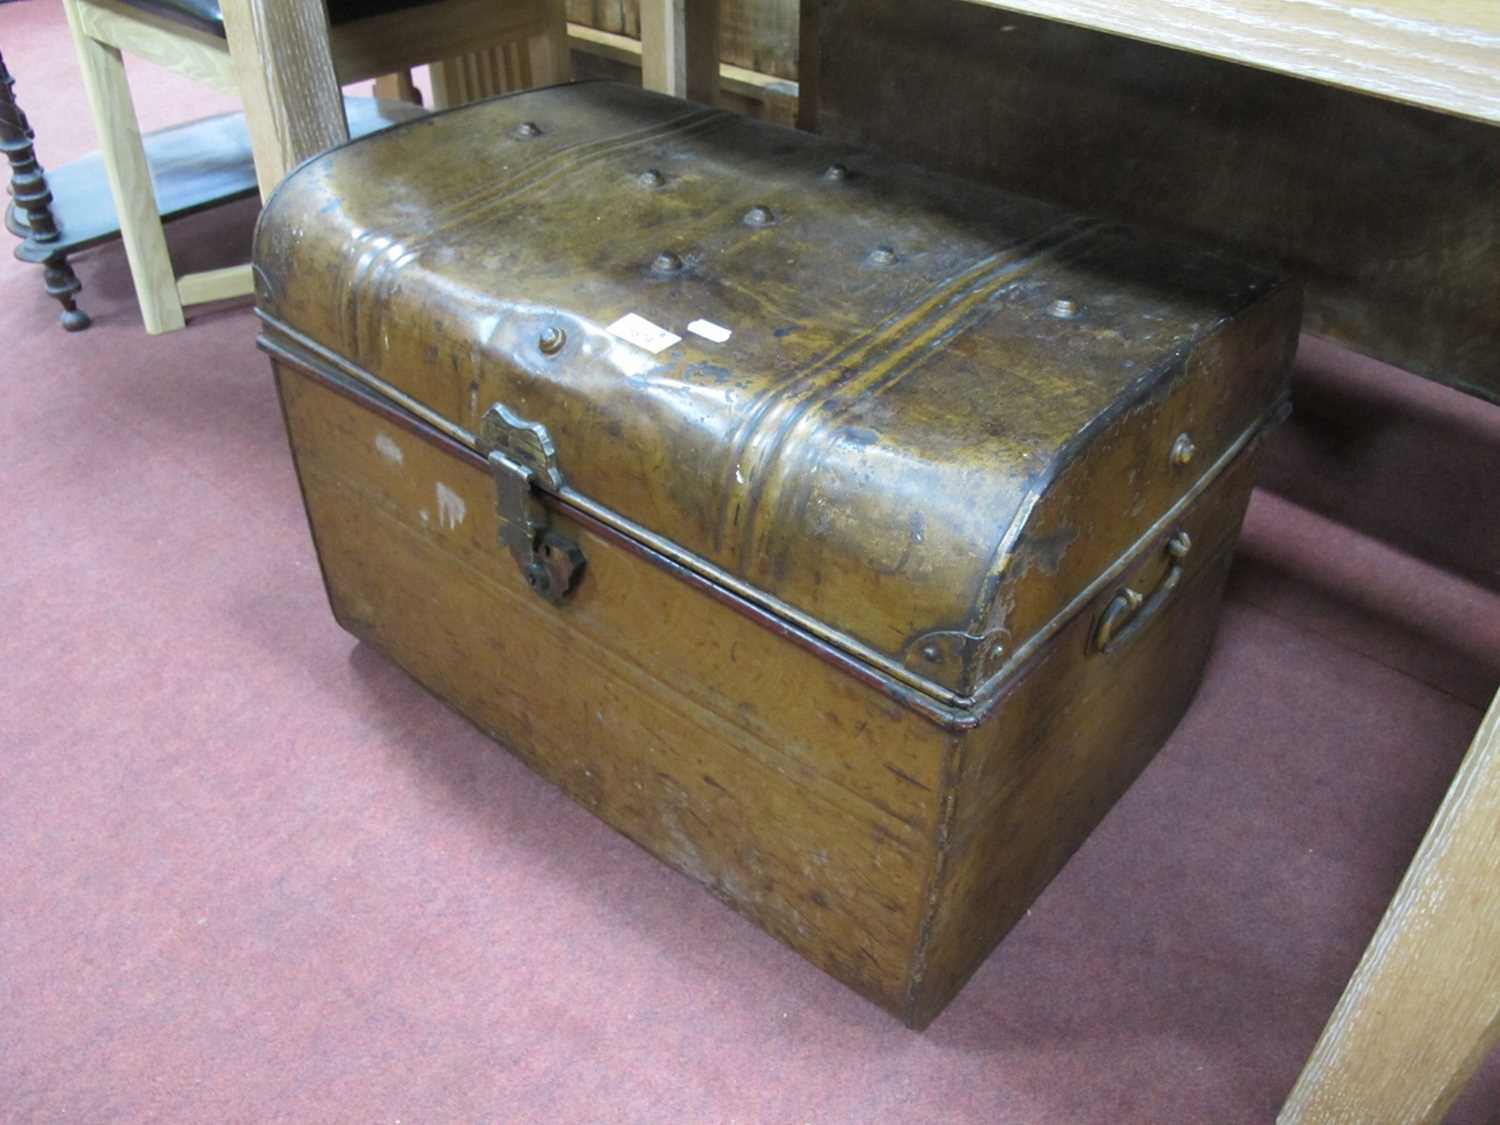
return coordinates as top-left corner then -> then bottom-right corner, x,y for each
69,0 -> 234,92
329,0 -> 549,83
1280,690 -> 1500,1123
176,263 -> 255,306
639,0 -> 721,103
959,0 -> 1500,126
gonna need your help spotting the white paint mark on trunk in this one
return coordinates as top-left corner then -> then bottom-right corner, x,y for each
435,482 -> 466,529
374,432 -> 404,465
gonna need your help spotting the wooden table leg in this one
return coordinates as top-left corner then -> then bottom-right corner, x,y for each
1279,688 -> 1500,1123
640,0 -> 720,105
219,0 -> 347,200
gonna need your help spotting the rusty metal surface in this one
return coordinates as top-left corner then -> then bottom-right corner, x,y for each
808,0 -> 1500,405
254,80 -> 1296,700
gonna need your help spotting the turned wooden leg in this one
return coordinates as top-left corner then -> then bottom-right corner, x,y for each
44,259 -> 91,332
0,46 -> 91,331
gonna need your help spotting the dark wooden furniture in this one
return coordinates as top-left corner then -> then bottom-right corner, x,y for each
1,48 -> 89,330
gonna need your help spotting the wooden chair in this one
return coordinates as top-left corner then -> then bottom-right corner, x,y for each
62,0 -> 569,334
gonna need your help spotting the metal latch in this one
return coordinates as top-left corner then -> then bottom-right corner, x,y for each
477,403 -> 585,604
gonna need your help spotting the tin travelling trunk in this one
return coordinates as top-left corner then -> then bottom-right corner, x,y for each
254,82 -> 1298,1028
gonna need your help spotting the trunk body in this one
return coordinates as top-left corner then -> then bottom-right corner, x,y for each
255,82 -> 1299,1026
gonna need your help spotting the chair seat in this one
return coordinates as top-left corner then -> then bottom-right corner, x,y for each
119,0 -> 441,39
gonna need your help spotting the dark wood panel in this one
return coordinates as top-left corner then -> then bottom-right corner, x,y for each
809,0 -> 1500,404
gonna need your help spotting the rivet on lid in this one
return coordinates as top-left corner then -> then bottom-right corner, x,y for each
1170,432 -> 1197,468
538,326 -> 567,356
653,250 -> 685,274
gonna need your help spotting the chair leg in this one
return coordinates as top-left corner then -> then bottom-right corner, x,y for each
528,0 -> 572,87
640,0 -> 720,104
62,0 -> 185,335
219,0 -> 347,200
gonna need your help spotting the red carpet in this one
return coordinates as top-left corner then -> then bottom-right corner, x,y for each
4,2 -> 1499,1120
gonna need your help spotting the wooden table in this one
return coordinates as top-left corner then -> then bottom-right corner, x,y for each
957,1 -> 1500,127
639,1 -> 1500,124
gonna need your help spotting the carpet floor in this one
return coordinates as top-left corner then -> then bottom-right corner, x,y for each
3,2 -> 1499,1120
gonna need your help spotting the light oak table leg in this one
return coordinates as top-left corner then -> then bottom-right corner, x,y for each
640,0 -> 720,104
220,0 -> 347,200
62,0 -> 185,334
1280,688 -> 1500,1124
